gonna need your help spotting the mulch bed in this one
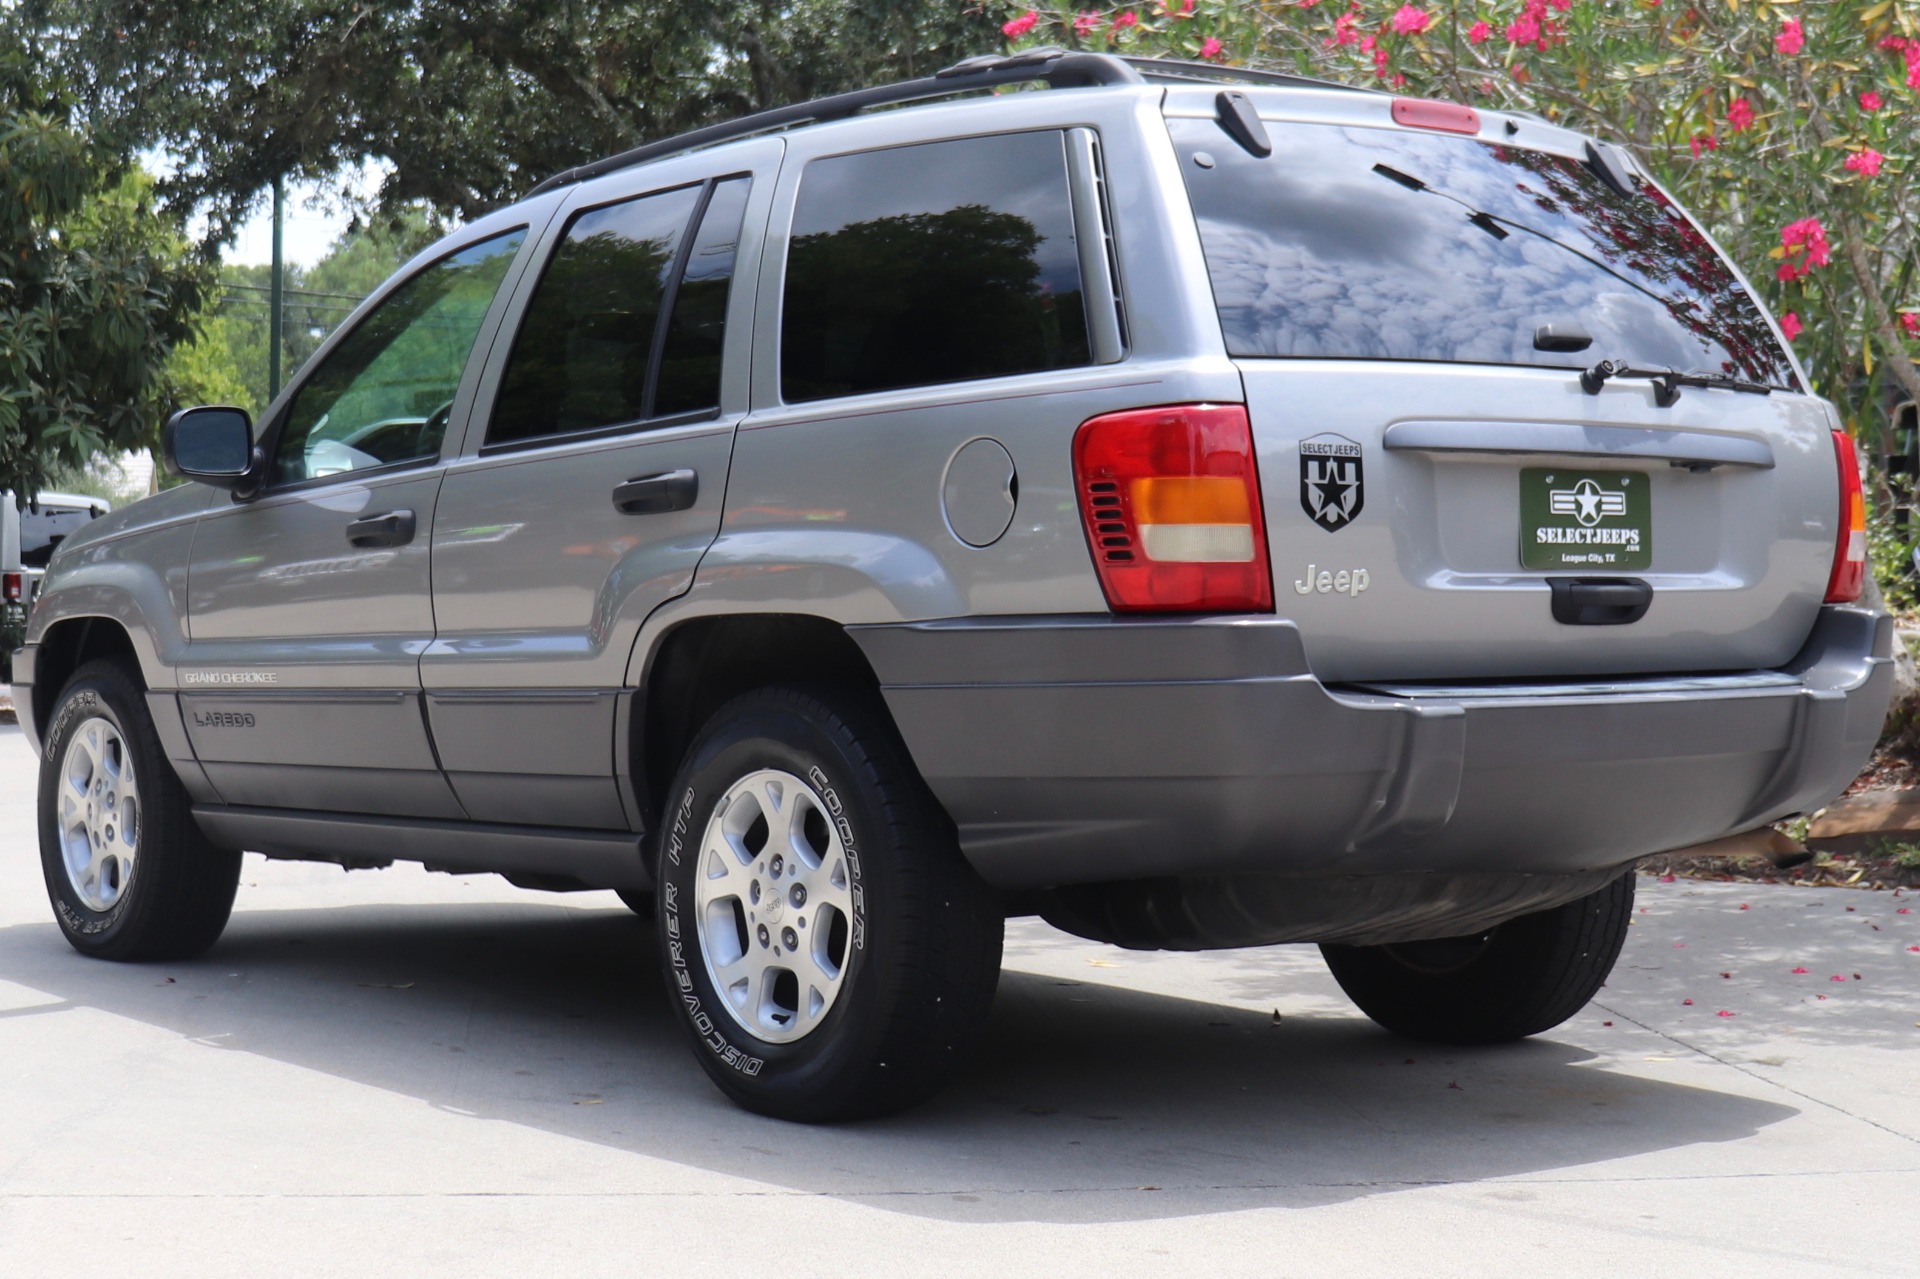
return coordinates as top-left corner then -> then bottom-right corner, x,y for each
1639,848 -> 1920,892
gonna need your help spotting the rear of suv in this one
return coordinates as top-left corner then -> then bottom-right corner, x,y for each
10,50 -> 1891,1121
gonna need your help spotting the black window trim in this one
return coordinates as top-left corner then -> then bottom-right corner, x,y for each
256,223 -> 532,498
481,173 -> 748,455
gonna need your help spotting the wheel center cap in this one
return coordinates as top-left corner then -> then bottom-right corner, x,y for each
762,894 -> 785,925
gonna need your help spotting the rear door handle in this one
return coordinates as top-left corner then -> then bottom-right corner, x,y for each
612,469 -> 699,515
346,509 -> 416,548
1548,577 -> 1652,626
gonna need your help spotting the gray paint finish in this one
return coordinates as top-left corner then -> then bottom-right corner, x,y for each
856,608 -> 1889,892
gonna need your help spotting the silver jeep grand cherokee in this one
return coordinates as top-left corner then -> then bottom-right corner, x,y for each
10,50 -> 1892,1121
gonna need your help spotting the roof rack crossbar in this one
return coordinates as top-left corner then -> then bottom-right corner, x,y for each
527,47 -> 1144,198
1116,55 -> 1388,97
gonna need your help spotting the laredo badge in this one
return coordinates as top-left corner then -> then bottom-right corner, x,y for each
1299,434 -> 1364,532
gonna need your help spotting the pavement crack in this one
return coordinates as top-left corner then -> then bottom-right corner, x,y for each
1592,1000 -> 1920,1148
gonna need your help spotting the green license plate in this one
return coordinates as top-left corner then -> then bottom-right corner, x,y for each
1520,468 -> 1651,571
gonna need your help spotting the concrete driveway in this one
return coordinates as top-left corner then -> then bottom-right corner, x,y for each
1,717 -> 1916,1277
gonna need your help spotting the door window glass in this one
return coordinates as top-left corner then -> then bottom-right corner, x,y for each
488,183 -> 707,446
272,229 -> 525,486
780,132 -> 1092,403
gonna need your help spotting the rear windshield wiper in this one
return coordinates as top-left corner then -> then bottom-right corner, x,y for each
1579,359 -> 1774,407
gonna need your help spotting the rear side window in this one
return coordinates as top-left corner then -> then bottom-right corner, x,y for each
781,132 -> 1092,403
1170,117 -> 1796,389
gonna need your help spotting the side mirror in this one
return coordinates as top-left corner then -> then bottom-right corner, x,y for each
163,406 -> 257,490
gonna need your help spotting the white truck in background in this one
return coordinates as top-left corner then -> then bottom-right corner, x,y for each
3,491 -> 111,682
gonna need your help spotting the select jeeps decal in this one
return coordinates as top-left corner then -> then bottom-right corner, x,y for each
1520,468 -> 1652,570
1299,434 -> 1364,532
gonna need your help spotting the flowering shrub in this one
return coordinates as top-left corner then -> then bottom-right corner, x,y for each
998,1 -> 1920,451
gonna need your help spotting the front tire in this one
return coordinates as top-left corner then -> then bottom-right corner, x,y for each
38,660 -> 242,961
656,685 -> 1003,1122
1320,873 -> 1634,1044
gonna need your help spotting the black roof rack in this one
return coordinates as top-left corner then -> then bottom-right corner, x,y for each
1117,55 -> 1385,97
527,47 -> 1143,197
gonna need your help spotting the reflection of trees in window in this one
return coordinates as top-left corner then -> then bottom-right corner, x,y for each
489,184 -> 703,445
782,205 -> 1089,403
493,231 -> 676,441
1494,146 -> 1791,386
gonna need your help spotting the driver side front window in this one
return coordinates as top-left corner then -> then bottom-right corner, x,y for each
271,228 -> 526,486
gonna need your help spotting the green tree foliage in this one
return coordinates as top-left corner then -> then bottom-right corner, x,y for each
0,31 -> 210,501
40,0 -> 998,238
196,209 -> 441,415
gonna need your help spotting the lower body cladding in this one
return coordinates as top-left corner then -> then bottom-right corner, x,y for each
852,606 -> 1892,950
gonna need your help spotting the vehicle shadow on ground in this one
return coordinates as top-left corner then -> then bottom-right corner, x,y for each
0,897 -> 1796,1224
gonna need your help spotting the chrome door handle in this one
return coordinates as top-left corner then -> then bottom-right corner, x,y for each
612,469 -> 699,515
346,509 -> 416,548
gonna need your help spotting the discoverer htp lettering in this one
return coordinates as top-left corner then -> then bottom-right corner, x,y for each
663,784 -> 765,1077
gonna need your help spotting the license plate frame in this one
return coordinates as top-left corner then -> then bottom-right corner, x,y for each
1519,468 -> 1652,571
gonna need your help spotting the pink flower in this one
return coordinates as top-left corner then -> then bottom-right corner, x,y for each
1716,1009 -> 1736,1018
1327,11 -> 1361,45
1001,8 -> 1038,37
1199,35 -> 1225,59
1506,13 -> 1541,44
1683,998 -> 1694,1005
1360,33 -> 1376,51
1902,314 -> 1919,338
1780,312 -> 1803,341
1860,90 -> 1884,111
1726,98 -> 1755,132
1468,19 -> 1492,42
1792,966 -> 1810,973
1391,5 -> 1431,34
1781,216 -> 1831,269
1689,133 -> 1718,158
1845,148 -> 1885,177
1074,10 -> 1102,35
1547,0 -> 1572,10
1391,72 -> 1407,87
1373,46 -> 1391,74
1776,17 -> 1804,56
1111,9 -> 1139,30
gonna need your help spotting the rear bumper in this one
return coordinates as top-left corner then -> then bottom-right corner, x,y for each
852,607 -> 1893,891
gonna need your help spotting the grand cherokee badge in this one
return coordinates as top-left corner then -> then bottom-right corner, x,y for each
1299,433 -> 1364,531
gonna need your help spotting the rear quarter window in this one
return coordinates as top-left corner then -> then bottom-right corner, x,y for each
1170,117 -> 1796,388
780,132 -> 1092,403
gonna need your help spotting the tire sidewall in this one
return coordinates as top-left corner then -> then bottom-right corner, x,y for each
39,670 -> 147,948
657,699 -> 900,1108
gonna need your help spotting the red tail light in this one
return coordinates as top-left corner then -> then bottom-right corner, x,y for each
1,572 -> 20,604
1072,404 -> 1273,614
1824,429 -> 1866,604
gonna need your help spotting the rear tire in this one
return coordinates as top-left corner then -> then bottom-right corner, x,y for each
1320,873 -> 1634,1044
38,660 -> 242,961
655,684 -> 1003,1122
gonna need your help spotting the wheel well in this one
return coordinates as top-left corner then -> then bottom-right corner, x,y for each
32,617 -> 143,733
637,614 -> 886,830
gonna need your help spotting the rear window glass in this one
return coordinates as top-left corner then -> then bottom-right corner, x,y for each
781,132 -> 1092,403
17,502 -> 104,568
1170,117 -> 1796,388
